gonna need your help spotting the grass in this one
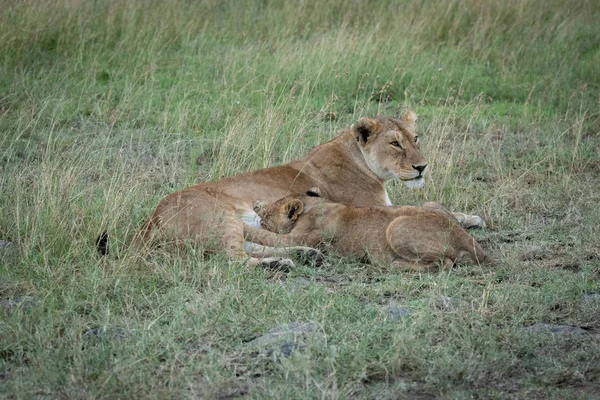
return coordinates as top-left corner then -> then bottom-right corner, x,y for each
1,0 -> 599,398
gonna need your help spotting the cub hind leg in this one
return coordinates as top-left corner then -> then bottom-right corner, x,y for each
385,215 -> 462,272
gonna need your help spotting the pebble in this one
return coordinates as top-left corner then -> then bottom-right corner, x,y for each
247,322 -> 323,358
386,301 -> 412,321
428,295 -> 462,310
83,326 -> 135,340
520,245 -> 549,261
0,296 -> 35,312
284,277 -> 311,293
525,323 -> 597,335
583,294 -> 600,303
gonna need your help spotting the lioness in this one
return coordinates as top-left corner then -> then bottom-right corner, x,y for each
245,188 -> 493,271
134,112 -> 483,268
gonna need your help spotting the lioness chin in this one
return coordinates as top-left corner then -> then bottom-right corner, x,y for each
245,188 -> 493,271
130,112 -> 483,268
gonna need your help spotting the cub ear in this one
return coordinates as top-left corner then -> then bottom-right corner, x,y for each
253,200 -> 267,213
401,109 -> 417,128
306,187 -> 321,197
353,118 -> 381,144
284,199 -> 304,221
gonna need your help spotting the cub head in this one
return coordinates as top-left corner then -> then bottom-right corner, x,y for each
353,111 -> 427,188
253,188 -> 321,233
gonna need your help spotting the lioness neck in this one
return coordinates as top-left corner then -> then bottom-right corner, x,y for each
289,131 -> 387,206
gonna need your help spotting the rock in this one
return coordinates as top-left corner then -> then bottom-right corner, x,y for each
186,343 -> 212,355
247,322 -> 323,358
284,277 -> 311,293
265,342 -> 304,358
428,295 -> 462,310
83,326 -> 135,340
525,323 -> 597,335
0,240 -> 17,259
1,296 -> 35,312
248,322 -> 318,347
520,245 -> 549,261
386,301 -> 412,321
584,294 -> 600,303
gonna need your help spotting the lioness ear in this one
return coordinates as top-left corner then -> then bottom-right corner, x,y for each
253,200 -> 267,213
306,187 -> 321,197
284,199 -> 304,221
402,110 -> 418,128
353,118 -> 381,144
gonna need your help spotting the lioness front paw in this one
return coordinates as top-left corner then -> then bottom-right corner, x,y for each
462,215 -> 485,229
261,257 -> 295,272
452,212 -> 486,229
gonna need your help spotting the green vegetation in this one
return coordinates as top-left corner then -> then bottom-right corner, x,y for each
1,0 -> 599,398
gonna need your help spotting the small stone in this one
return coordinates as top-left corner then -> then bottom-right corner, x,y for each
525,323 -> 596,335
0,296 -> 35,312
83,326 -> 134,340
248,322 -> 319,348
520,246 -> 549,261
429,295 -> 462,310
0,240 -> 17,259
584,294 -> 600,303
285,277 -> 311,293
275,342 -> 304,358
186,344 -> 212,355
386,301 -> 412,321
248,322 -> 324,358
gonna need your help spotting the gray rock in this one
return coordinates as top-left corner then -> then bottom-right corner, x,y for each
520,245 -> 549,261
0,240 -> 17,259
248,322 -> 319,347
429,295 -> 462,310
525,323 -> 597,335
285,277 -> 311,293
186,343 -> 212,355
584,294 -> 600,303
264,342 -> 305,358
247,322 -> 325,358
83,326 -> 135,340
386,301 -> 412,321
1,296 -> 35,312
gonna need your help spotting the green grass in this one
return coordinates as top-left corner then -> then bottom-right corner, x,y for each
1,0 -> 600,398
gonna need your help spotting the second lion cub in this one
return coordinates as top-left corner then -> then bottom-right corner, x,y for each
244,188 -> 493,271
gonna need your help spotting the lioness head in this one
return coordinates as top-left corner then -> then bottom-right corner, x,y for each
353,111 -> 427,188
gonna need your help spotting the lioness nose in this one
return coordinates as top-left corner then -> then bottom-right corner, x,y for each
413,164 -> 427,174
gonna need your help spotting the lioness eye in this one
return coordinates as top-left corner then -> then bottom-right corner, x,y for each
390,141 -> 402,149
414,136 -> 419,143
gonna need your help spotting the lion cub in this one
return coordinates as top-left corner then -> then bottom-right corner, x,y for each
244,188 -> 492,271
